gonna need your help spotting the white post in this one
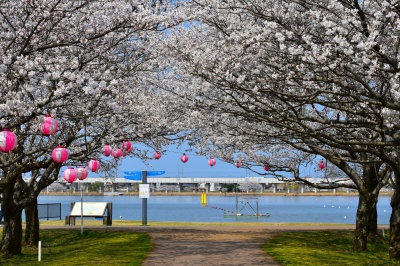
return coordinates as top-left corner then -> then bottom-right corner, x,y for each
81,186 -> 83,235
38,241 -> 41,261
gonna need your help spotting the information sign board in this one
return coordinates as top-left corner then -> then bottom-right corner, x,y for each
124,176 -> 142,180
124,171 -> 141,176
70,202 -> 107,216
139,184 -> 150,198
124,171 -> 165,180
147,171 -> 165,176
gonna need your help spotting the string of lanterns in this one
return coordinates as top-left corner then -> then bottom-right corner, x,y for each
0,121 -> 279,172
103,144 -> 134,159
0,115 -> 137,184
1,115 -> 293,178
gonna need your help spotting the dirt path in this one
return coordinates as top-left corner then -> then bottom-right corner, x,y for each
131,225 -> 357,266
139,227 -> 276,266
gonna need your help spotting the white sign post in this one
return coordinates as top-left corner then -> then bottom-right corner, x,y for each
38,241 -> 41,261
139,184 -> 150,198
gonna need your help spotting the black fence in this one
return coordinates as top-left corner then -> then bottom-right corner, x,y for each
38,203 -> 61,220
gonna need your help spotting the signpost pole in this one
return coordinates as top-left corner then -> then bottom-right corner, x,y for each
142,171 -> 148,226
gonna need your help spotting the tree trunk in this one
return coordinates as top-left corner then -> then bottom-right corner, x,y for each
353,192 -> 378,251
24,199 -> 39,247
0,198 -> 23,254
389,186 -> 400,260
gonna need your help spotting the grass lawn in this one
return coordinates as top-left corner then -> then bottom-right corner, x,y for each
1,221 -> 398,265
263,230 -> 399,266
0,229 -> 152,266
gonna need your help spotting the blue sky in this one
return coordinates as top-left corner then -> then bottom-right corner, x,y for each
85,143 -> 324,179
116,149 -> 250,178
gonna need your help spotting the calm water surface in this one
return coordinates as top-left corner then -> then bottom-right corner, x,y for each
38,195 -> 391,224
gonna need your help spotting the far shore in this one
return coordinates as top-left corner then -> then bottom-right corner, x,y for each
39,191 -> 394,197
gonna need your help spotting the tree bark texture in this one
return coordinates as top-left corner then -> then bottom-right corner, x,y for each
0,187 -> 23,255
353,192 -> 378,251
390,186 -> 400,260
24,199 -> 39,247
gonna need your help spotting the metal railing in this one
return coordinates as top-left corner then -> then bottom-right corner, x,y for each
38,203 -> 61,220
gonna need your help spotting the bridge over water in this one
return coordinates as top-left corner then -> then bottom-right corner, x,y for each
55,176 -> 348,193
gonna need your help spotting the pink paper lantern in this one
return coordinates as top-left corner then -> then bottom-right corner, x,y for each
127,146 -> 134,153
208,158 -> 216,167
180,153 -> 188,163
112,148 -> 122,158
88,158 -> 100,172
263,165 -> 270,171
121,141 -> 131,151
0,128 -> 17,153
154,151 -> 162,160
63,167 -> 76,183
235,161 -> 242,168
122,148 -> 129,157
102,145 -> 112,157
318,161 -> 325,170
39,115 -> 58,136
76,167 -> 89,180
52,146 -> 69,164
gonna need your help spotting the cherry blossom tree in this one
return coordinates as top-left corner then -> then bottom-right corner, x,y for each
151,0 -> 400,257
0,0 -> 187,255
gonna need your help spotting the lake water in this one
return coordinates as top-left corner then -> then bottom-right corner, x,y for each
37,195 -> 392,224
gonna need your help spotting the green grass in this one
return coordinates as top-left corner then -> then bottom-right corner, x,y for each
2,222 -> 397,265
263,230 -> 399,266
0,230 -> 152,266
